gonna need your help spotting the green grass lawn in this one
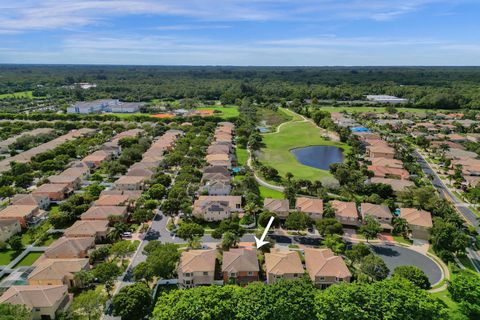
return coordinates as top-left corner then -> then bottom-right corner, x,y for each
236,147 -> 248,167
196,106 -> 239,118
14,252 -> 43,268
393,236 -> 413,245
109,113 -> 152,119
0,91 -> 34,99
259,185 -> 284,199
0,250 -> 20,266
259,118 -> 351,181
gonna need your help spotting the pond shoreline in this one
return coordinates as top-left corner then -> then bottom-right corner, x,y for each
290,145 -> 345,170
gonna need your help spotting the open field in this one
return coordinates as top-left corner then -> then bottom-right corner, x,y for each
259,118 -> 350,181
196,106 -> 239,118
316,106 -> 454,113
14,252 -> 43,268
0,91 -> 34,99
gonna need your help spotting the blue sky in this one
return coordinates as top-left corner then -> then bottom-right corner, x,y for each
1,0 -> 480,65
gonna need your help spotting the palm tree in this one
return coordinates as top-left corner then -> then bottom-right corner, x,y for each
107,222 -> 129,242
392,217 -> 409,238
285,172 -> 294,182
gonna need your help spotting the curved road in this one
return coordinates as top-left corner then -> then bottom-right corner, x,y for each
370,243 -> 443,285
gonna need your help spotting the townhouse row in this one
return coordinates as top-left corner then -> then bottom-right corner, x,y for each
178,247 -> 351,289
0,130 -> 183,319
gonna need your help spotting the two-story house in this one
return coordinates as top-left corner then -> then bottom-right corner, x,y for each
178,249 -> 216,288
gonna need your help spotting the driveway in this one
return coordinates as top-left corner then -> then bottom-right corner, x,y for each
370,243 -> 443,285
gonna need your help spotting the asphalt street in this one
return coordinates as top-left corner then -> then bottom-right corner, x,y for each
371,243 -> 442,284
413,150 -> 480,271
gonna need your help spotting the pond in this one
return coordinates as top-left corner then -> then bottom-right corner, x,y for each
290,146 -> 344,170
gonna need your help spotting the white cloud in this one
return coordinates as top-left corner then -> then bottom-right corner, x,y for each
0,32 -> 473,66
0,0 -> 465,33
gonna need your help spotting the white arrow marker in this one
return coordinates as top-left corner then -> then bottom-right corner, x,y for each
255,216 -> 275,249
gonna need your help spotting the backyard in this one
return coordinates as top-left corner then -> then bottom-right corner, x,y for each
13,252 -> 43,268
0,250 -> 20,266
235,148 -> 248,167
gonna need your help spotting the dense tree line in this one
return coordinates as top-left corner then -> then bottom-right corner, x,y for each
152,277 -> 446,320
2,66 -> 480,109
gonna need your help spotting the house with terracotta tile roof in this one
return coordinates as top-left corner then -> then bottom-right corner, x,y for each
0,205 -> 45,228
207,144 -> 231,155
61,166 -> 90,181
0,285 -> 70,320
32,183 -> 70,201
264,198 -> 290,219
10,194 -> 50,210
370,158 -> 404,169
330,200 -> 359,227
44,237 -> 95,259
222,248 -> 259,285
114,175 -> 146,191
295,197 -> 323,220
265,249 -> 304,284
368,165 -> 410,180
367,144 -> 396,159
47,174 -> 82,190
400,208 -> 433,240
82,150 -> 111,168
80,206 -> 128,221
369,177 -> 415,192
64,220 -> 109,242
126,167 -> 155,179
360,203 -> 393,232
205,154 -> 232,168
28,258 -> 89,288
304,248 -> 351,288
178,249 -> 216,288
94,194 -> 131,207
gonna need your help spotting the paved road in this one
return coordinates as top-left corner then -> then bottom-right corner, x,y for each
413,150 -> 480,271
370,243 -> 443,285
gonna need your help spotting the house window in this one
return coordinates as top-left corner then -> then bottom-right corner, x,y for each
184,280 -> 191,285
293,273 -> 298,278
248,271 -> 254,276
319,277 -> 325,281
203,272 -> 209,276
335,277 -> 339,282
230,272 -> 237,277
184,273 -> 191,277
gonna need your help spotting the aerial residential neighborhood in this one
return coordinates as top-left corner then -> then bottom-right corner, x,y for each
1,1 -> 480,320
